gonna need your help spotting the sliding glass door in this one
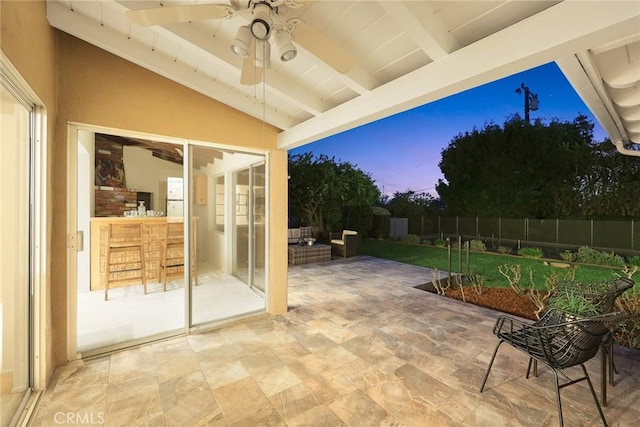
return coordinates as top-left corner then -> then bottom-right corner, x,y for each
74,129 -> 185,354
72,130 -> 268,354
0,83 -> 32,426
190,147 -> 266,326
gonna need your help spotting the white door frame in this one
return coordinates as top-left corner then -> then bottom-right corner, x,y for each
65,125 -> 271,357
0,51 -> 48,415
65,123 -> 186,360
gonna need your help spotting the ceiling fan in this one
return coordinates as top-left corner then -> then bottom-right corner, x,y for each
125,0 -> 357,85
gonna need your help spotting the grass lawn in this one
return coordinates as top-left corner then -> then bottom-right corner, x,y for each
362,238 -> 621,290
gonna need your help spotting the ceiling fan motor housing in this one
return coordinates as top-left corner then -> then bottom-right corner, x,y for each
251,2 -> 274,40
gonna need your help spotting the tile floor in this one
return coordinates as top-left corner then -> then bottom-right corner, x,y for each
77,268 -> 265,352
30,256 -> 639,426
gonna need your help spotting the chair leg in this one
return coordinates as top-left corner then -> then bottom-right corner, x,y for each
163,269 -> 167,291
162,243 -> 168,292
580,364 -> 608,427
552,370 -> 564,427
104,245 -> 111,301
479,340 -> 504,392
607,334 -> 617,382
139,246 -> 147,295
601,344 -> 607,407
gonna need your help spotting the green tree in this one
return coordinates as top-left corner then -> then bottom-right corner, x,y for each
288,152 -> 380,236
385,190 -> 439,217
436,115 -> 593,217
577,141 -> 640,217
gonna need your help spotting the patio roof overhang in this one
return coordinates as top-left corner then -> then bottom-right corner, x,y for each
47,1 -> 640,156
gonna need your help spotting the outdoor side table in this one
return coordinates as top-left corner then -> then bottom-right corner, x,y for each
288,243 -> 331,265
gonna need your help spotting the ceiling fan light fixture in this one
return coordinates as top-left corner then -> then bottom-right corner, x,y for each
274,29 -> 297,62
250,2 -> 272,40
255,39 -> 271,69
231,25 -> 251,58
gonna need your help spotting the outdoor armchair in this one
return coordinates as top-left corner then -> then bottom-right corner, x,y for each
480,308 -> 628,427
330,230 -> 361,258
543,277 -> 635,406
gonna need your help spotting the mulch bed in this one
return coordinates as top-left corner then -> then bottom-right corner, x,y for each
437,285 -> 638,351
444,286 -> 540,320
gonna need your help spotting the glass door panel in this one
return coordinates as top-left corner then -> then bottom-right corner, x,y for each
0,85 -> 31,426
190,146 -> 265,326
251,163 -> 266,293
76,130 -> 185,353
234,169 -> 250,284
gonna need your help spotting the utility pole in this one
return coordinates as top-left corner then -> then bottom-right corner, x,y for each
515,83 -> 539,123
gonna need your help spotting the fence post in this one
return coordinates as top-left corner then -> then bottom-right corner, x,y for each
525,218 -> 529,248
447,237 -> 452,286
458,235 -> 462,274
456,216 -> 459,236
498,217 -> 502,247
466,240 -> 470,276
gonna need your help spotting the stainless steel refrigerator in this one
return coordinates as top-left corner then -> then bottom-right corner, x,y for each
166,177 -> 184,217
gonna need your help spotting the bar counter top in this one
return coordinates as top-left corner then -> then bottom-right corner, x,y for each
90,216 -> 179,223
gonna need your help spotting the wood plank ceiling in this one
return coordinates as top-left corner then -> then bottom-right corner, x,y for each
48,1 -> 639,155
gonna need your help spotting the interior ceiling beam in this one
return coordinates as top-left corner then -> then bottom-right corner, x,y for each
377,0 -> 459,60
278,0 -> 640,150
47,1 -> 296,130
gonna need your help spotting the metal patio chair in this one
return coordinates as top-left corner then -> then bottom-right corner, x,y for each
480,308 -> 628,427
543,278 -> 635,406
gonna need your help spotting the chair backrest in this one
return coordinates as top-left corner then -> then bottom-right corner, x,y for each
546,278 -> 634,314
342,230 -> 358,239
108,223 -> 143,246
165,221 -> 184,242
536,309 -> 626,369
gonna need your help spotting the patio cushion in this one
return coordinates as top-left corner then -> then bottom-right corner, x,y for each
342,230 -> 358,238
288,228 -> 301,244
300,226 -> 313,239
331,239 -> 344,245
288,228 -> 301,239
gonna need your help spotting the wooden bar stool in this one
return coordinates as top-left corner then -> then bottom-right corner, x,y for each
158,220 -> 198,290
104,223 -> 146,301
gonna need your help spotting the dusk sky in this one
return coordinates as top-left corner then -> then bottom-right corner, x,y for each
289,62 -> 607,198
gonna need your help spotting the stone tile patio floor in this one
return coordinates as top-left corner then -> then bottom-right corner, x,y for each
31,256 -> 639,426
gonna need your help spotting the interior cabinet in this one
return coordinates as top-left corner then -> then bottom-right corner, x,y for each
215,177 -> 224,231
194,174 -> 208,205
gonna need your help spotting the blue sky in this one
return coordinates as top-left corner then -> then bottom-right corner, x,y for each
289,62 -> 607,198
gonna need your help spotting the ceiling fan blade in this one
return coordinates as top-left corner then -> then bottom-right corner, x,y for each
240,40 -> 263,86
292,23 -> 357,74
126,4 -> 236,27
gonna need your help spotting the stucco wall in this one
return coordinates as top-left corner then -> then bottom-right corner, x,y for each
1,0 -> 288,384
1,0 -> 58,383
